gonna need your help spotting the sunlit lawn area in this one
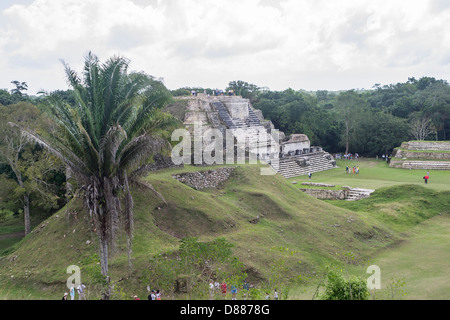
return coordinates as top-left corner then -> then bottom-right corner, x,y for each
288,158 -> 450,192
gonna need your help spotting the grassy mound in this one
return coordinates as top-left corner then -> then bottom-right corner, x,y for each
327,184 -> 450,232
0,162 -> 448,299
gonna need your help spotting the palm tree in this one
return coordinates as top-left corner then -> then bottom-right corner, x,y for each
10,52 -> 181,299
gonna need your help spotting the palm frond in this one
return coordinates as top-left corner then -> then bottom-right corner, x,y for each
118,134 -> 169,173
8,121 -> 88,175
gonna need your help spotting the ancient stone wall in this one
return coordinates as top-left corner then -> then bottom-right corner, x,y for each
298,188 -> 348,200
172,167 -> 236,190
401,141 -> 450,151
391,140 -> 450,170
394,150 -> 450,160
223,100 -> 249,119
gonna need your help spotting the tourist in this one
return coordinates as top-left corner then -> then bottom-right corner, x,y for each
149,289 -> 156,300
156,290 -> 161,300
356,166 -> 359,174
265,292 -> 270,300
77,283 -> 86,300
70,286 -> 75,300
274,289 -> 278,300
214,280 -> 220,292
209,280 -> 214,300
308,172 -> 312,180
221,281 -> 227,298
346,166 -> 349,174
231,285 -> 237,300
424,175 -> 429,184
133,295 -> 140,300
62,292 -> 68,300
243,281 -> 250,300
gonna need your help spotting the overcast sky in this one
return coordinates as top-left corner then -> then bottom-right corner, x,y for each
1,0 -> 450,95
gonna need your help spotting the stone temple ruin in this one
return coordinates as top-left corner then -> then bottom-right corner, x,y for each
390,141 -> 450,170
174,93 -> 336,178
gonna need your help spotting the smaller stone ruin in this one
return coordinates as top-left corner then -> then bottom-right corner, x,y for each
390,141 -> 450,170
172,167 -> 236,190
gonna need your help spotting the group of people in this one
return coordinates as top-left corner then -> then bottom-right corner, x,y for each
208,280 -> 279,300
146,289 -> 162,300
346,166 -> 360,174
62,284 -> 86,300
209,280 -> 246,300
209,280 -> 239,300
265,289 -> 278,300
61,280 -> 283,300
338,153 -> 359,160
213,89 -> 234,96
190,89 -> 235,97
132,289 -> 162,300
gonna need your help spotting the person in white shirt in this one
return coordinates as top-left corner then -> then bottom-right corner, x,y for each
209,281 -> 214,299
77,284 -> 86,300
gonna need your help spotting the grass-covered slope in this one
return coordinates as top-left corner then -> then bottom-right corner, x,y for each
0,163 -> 448,299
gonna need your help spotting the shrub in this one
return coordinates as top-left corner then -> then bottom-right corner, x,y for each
320,269 -> 369,300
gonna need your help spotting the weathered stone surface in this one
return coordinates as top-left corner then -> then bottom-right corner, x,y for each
394,150 -> 450,160
401,141 -> 450,151
390,160 -> 450,170
223,100 -> 249,119
299,188 -> 348,200
172,167 -> 236,190
391,140 -> 450,170
301,182 -> 335,187
299,186 -> 374,201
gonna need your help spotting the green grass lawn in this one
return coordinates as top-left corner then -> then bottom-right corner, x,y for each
290,213 -> 450,300
368,214 -> 450,300
288,158 -> 450,192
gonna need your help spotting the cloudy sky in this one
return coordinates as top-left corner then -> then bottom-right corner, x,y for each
1,0 -> 449,95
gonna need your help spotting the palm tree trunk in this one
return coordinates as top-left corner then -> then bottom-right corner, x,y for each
99,235 -> 111,300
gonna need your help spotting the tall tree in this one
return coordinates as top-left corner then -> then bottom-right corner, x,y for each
10,52 -> 180,299
409,117 -> 433,141
10,81 -> 28,97
334,90 -> 370,154
0,102 -> 61,234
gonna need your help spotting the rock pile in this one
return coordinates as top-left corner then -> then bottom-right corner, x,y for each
172,167 -> 236,190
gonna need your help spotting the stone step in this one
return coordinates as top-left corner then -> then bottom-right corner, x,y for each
274,153 -> 336,178
345,188 -> 375,201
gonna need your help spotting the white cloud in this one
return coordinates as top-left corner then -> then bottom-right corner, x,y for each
0,0 -> 449,94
